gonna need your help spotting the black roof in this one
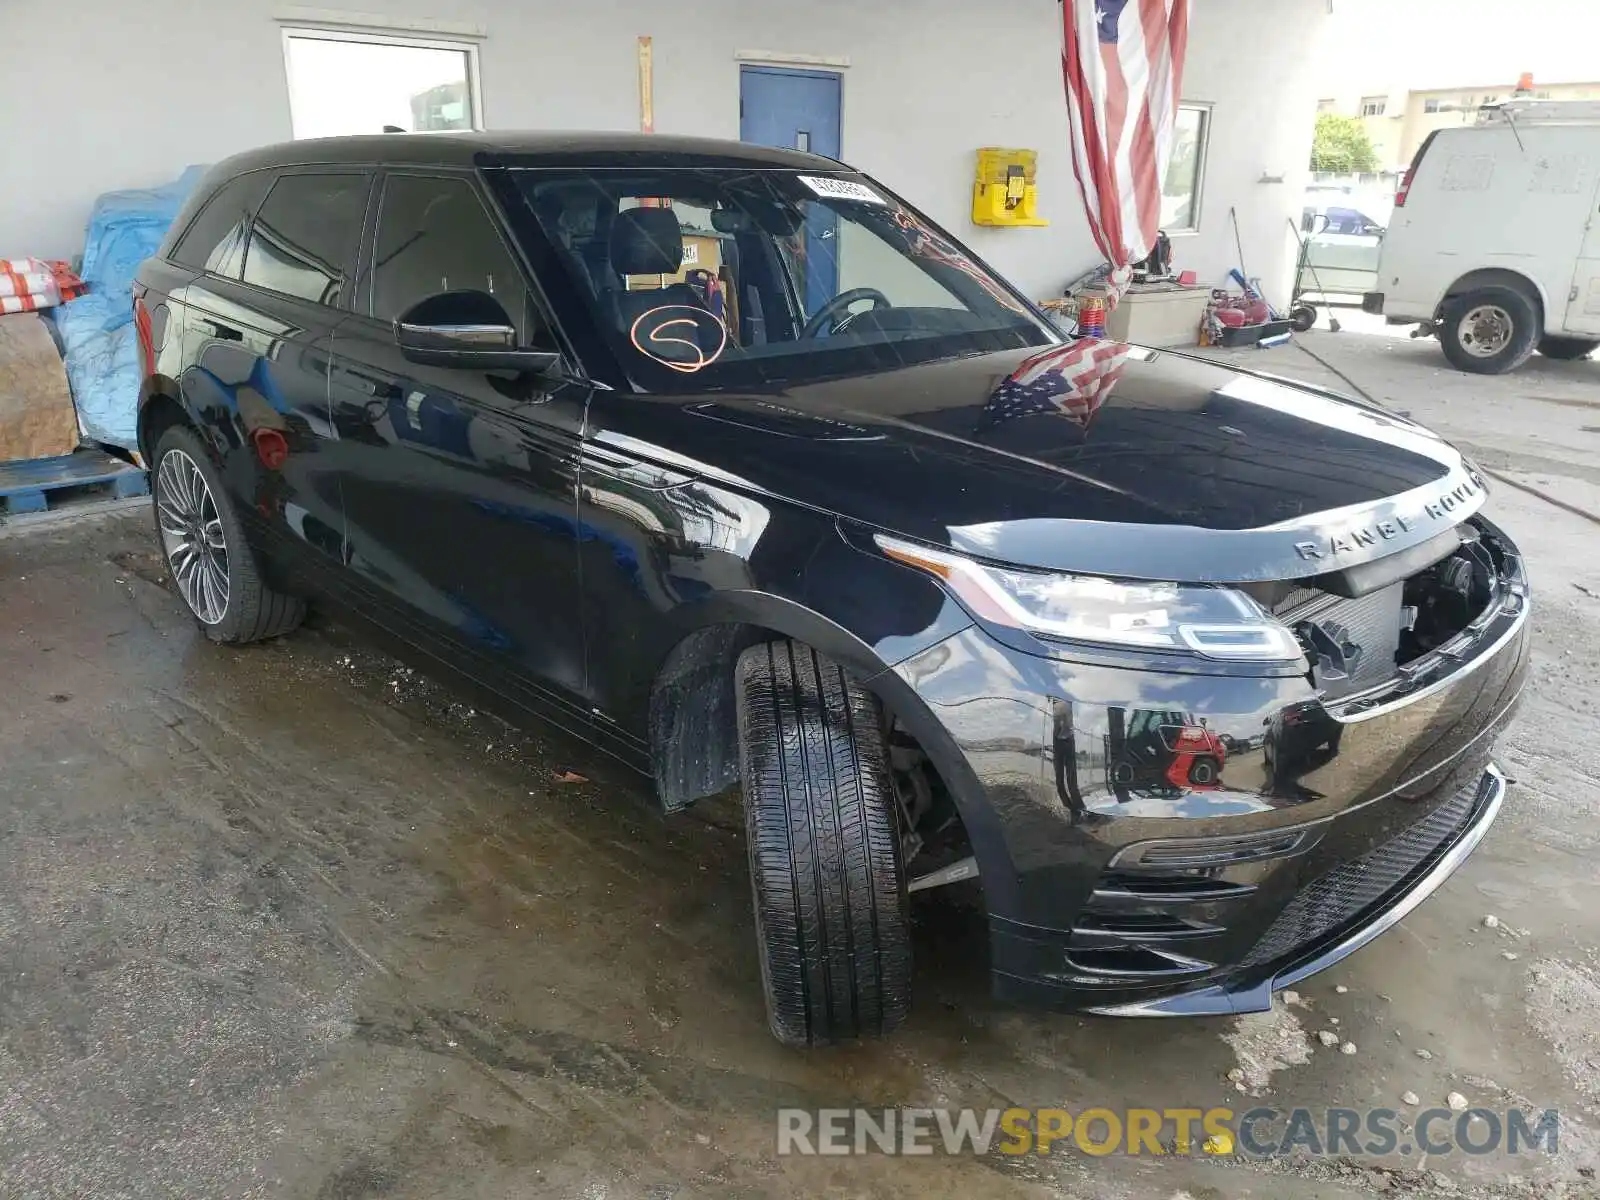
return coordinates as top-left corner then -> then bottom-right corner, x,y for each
212,130 -> 844,178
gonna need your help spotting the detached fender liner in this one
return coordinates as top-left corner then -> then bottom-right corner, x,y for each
735,640 -> 912,1045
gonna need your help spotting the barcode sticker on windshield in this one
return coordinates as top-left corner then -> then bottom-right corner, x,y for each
797,176 -> 887,205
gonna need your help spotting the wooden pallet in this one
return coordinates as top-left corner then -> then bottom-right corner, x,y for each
0,448 -> 149,516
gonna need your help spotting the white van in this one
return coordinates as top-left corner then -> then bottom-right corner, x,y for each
1365,102 -> 1600,374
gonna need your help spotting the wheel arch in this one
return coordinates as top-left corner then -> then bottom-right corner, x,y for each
647,592 -> 900,815
1437,268 -> 1548,326
136,377 -> 193,464
647,592 -> 1017,916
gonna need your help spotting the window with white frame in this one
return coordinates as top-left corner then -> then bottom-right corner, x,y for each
1160,104 -> 1210,233
282,28 -> 482,139
1424,98 -> 1443,114
1360,96 -> 1387,117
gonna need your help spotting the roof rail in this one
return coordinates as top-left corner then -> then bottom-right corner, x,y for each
1476,100 -> 1600,125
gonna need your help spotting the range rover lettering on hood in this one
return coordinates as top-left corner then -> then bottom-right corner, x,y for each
1291,475 -> 1485,562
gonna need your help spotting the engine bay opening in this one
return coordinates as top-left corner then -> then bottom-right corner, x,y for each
1260,518 -> 1510,700
1397,529 -> 1500,663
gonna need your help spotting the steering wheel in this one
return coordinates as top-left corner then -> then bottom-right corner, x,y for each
799,287 -> 892,339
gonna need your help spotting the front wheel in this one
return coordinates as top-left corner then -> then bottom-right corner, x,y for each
152,424 -> 306,644
1188,755 -> 1222,787
1538,336 -> 1600,361
1439,286 -> 1540,375
735,641 -> 912,1046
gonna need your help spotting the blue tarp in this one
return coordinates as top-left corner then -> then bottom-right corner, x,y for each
55,167 -> 206,449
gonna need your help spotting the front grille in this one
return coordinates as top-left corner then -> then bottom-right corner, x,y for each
1241,775 -> 1488,968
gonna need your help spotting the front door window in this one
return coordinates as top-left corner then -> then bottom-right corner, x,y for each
370,174 -> 540,343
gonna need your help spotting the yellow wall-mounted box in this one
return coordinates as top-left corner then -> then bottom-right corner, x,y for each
972,147 -> 1049,227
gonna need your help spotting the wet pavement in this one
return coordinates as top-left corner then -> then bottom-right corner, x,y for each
4,336 -> 1600,1198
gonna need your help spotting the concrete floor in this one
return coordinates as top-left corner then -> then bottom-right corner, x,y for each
4,330 -> 1600,1198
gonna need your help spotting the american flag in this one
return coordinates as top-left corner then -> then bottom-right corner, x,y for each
984,340 -> 1133,429
1061,0 -> 1192,268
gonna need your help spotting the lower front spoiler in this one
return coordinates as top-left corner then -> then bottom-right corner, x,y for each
1083,763 -> 1506,1017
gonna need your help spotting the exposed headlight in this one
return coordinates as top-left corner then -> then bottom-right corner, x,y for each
875,534 -> 1303,662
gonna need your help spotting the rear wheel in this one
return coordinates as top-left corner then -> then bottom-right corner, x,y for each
1439,286 -> 1540,375
152,424 -> 305,644
1289,305 -> 1318,333
735,640 -> 912,1046
1538,336 -> 1599,361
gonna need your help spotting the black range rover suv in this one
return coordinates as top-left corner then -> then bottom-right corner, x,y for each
134,132 -> 1529,1045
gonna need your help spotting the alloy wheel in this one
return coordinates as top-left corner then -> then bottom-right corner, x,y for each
1458,305 -> 1514,358
155,448 -> 230,625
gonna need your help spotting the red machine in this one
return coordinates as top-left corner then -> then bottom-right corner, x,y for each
1165,724 -> 1228,791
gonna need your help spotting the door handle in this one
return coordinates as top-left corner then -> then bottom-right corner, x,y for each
338,369 -> 400,400
201,318 -> 243,342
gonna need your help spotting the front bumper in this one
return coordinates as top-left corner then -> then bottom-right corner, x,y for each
889,523 -> 1530,1015
1090,764 -> 1505,1015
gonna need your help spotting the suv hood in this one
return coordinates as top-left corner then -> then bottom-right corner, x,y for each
595,342 -> 1486,584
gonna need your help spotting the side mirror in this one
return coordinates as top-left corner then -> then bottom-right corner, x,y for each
395,290 -> 561,374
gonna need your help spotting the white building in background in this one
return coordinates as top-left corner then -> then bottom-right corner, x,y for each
2,0 -> 1329,303
1320,78 -> 1600,174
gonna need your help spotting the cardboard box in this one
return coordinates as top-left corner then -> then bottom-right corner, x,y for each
0,314 -> 78,464
1106,284 -> 1212,348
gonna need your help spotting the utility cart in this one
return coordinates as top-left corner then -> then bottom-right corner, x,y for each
1288,220 -> 1383,332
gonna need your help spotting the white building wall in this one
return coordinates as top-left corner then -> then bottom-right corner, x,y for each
1179,0 -> 1328,296
1,0 -> 1325,303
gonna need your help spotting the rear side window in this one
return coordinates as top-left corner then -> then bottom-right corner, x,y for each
171,174 -> 269,277
242,172 -> 370,307
370,174 -> 538,341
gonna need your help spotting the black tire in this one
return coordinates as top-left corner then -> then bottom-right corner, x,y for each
1289,305 -> 1318,333
151,424 -> 306,644
735,640 -> 911,1046
1188,755 -> 1222,787
1538,336 -> 1600,361
1439,285 -> 1540,375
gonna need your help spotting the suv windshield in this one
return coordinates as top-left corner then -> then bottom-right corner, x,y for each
513,167 -> 1053,391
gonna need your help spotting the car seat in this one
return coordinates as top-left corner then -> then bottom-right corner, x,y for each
606,208 -> 716,367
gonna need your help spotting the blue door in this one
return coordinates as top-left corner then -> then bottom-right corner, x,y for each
739,66 -> 842,315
